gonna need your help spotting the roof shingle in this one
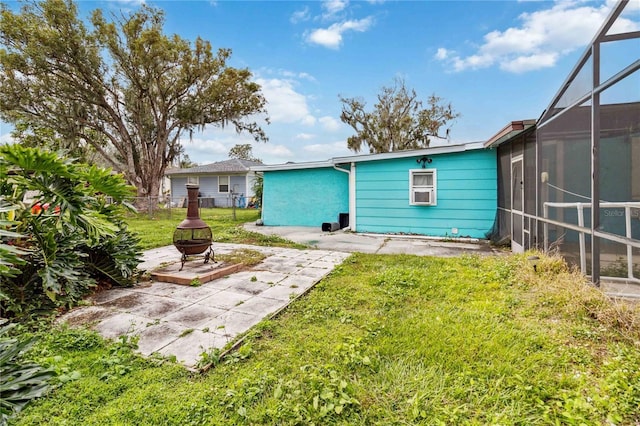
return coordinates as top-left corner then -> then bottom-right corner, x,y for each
165,158 -> 262,175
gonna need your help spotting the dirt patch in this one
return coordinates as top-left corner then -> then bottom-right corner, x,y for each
108,293 -> 146,310
60,306 -> 113,326
134,299 -> 187,318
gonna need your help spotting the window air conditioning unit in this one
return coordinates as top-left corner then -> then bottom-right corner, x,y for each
414,189 -> 433,205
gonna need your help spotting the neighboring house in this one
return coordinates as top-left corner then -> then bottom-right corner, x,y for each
165,159 -> 262,208
252,143 -> 497,239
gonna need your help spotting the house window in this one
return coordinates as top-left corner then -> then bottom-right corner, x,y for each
187,176 -> 199,185
218,176 -> 229,193
410,169 -> 437,206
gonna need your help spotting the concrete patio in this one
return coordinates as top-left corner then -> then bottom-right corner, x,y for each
60,243 -> 349,369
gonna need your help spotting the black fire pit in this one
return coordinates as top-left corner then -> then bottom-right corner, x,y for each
173,184 -> 214,270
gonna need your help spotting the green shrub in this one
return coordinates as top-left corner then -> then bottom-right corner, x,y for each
0,145 -> 142,319
0,320 -> 55,425
0,202 -> 26,279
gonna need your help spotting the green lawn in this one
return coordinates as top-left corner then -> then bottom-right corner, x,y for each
14,252 -> 640,425
125,207 -> 305,250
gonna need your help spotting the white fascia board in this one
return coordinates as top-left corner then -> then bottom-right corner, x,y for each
250,160 -> 334,172
250,142 -> 486,171
331,142 -> 484,164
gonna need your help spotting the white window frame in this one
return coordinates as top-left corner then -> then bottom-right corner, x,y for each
409,169 -> 437,206
218,175 -> 230,193
186,176 -> 199,185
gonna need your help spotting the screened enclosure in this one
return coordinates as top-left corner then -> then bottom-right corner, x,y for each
489,0 -> 640,287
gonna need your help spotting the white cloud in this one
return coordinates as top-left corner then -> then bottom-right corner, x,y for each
178,127 -> 298,165
254,143 -> 294,158
255,77 -> 316,125
260,67 -> 316,82
295,133 -> 316,140
319,116 -> 342,132
280,70 -> 317,82
180,136 -> 230,164
303,141 -> 351,157
301,115 -> 317,126
107,0 -> 145,6
322,0 -> 349,19
306,17 -> 374,49
435,48 -> 449,60
436,1 -> 639,73
0,132 -> 15,145
290,6 -> 310,24
500,52 -> 559,73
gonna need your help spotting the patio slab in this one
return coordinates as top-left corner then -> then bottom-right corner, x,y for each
59,243 -> 350,369
151,260 -> 244,285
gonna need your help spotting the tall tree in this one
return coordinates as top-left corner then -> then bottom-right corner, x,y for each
228,143 -> 261,163
0,0 -> 268,203
339,78 -> 459,153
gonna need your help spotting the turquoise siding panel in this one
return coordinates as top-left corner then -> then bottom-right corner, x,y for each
356,150 -> 497,238
262,168 -> 349,226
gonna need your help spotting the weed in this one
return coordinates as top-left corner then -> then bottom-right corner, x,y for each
225,344 -> 253,364
189,277 -> 202,287
217,249 -> 266,267
97,334 -> 140,382
197,347 -> 222,369
179,329 -> 194,338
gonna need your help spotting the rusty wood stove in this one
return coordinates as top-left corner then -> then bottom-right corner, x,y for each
173,184 -> 215,271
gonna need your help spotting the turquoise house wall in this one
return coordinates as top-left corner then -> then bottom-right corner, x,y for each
355,149 -> 497,238
262,168 -> 349,226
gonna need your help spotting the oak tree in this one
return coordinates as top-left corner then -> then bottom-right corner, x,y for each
228,143 -> 261,163
339,78 -> 459,153
0,0 -> 268,204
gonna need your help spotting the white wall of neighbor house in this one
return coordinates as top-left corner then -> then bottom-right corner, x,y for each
245,172 -> 256,199
169,174 -> 254,207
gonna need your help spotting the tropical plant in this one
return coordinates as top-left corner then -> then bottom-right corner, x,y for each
0,0 -> 268,205
0,145 -> 142,319
0,202 -> 26,280
339,77 -> 460,153
0,320 -> 55,425
251,173 -> 263,209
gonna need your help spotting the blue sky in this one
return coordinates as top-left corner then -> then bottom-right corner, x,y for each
1,0 -> 638,165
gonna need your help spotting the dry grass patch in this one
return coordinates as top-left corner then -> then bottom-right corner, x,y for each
513,251 -> 640,343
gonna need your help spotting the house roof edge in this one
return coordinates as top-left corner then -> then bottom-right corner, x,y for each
251,160 -> 334,172
484,120 -> 536,148
251,142 -> 486,172
331,142 -> 485,165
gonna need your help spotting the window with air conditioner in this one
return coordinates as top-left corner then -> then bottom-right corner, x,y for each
187,176 -> 199,185
218,175 -> 230,193
410,169 -> 437,206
